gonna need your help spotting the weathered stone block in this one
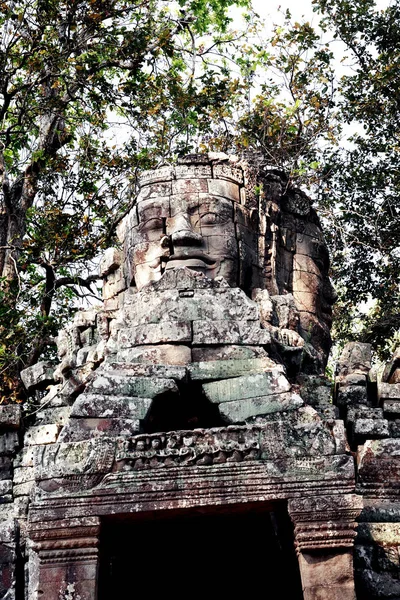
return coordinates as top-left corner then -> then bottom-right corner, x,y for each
0,457 -> 12,480
353,418 -> 390,439
140,265 -> 229,292
382,346 -> 400,384
104,297 -> 119,311
103,271 -> 126,299
119,322 -> 192,346
99,247 -> 122,277
58,417 -> 141,442
117,344 -> 191,365
139,166 -> 174,185
57,377 -> 84,400
0,405 -> 20,430
389,420 -> 400,437
100,362 -> 187,381
13,447 -> 35,468
0,432 -> 19,456
138,181 -> 172,200
191,345 -> 269,362
379,382 -> 400,401
336,342 -> 372,376
336,385 -> 368,407
35,406 -> 71,426
0,544 -> 16,567
356,568 -> 400,599
0,497 -> 28,520
203,371 -> 290,404
20,361 -> 54,391
13,466 -> 35,485
24,424 -> 60,446
189,358 -> 276,381
0,519 -> 16,544
356,523 -> 400,545
316,406 -> 340,420
342,373 -> 367,386
252,288 -> 274,327
298,375 -> 333,406
123,286 -> 259,326
79,328 -> 94,347
347,406 -> 383,425
13,481 -> 34,497
175,164 -> 212,179
192,320 -> 271,345
73,309 -> 97,328
218,392 -> 303,422
172,178 -> 208,195
87,374 -> 178,398
303,585 -> 355,600
207,178 -> 240,202
0,480 -> 12,497
71,394 -> 152,420
213,162 -> 244,184
298,550 -> 355,589
354,544 -> 374,569
383,400 -> 400,416
357,439 -> 400,491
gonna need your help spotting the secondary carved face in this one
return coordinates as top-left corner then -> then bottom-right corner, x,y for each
291,224 -> 337,357
130,193 -> 239,290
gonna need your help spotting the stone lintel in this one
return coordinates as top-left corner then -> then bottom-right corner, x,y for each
30,456 -> 355,525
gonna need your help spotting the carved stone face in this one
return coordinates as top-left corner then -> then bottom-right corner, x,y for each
121,158 -> 336,363
292,239 -> 336,328
287,207 -> 337,358
127,168 -> 243,290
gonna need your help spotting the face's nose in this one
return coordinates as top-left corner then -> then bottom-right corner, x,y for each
323,277 -> 338,305
169,213 -> 203,248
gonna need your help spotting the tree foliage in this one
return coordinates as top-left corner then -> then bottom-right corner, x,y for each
313,0 -> 400,358
220,0 -> 400,360
0,0 -> 249,401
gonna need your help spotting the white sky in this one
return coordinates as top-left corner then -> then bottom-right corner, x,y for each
253,0 -> 320,22
253,0 -> 390,22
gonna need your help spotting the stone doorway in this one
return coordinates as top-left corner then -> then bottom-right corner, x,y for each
98,504 -> 303,599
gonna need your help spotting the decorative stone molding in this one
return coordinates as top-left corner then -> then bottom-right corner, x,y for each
30,517 -> 100,564
288,494 -> 363,552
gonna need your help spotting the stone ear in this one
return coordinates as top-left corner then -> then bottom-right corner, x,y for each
250,208 -> 259,230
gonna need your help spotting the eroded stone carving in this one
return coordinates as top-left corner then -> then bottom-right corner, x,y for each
25,154 -> 337,427
12,153 -> 363,600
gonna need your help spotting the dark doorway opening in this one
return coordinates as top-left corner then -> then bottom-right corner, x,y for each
143,382 -> 223,434
99,504 -> 303,599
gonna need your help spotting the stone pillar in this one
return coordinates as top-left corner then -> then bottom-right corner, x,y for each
288,495 -> 363,600
29,517 -> 100,600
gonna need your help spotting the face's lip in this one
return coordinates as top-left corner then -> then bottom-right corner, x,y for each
322,312 -> 333,326
166,251 -> 217,267
320,304 -> 333,325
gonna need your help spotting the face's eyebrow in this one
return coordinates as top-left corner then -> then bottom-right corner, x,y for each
137,199 -> 170,221
197,196 -> 233,210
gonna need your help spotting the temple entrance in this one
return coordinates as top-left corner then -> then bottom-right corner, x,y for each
99,504 -> 303,599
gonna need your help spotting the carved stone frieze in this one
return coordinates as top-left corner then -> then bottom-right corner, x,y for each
114,410 -> 344,471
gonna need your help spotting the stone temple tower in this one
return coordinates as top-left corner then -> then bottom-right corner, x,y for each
2,153 -> 400,599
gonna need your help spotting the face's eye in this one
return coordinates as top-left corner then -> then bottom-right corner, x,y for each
138,218 -> 164,233
199,212 -> 229,226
